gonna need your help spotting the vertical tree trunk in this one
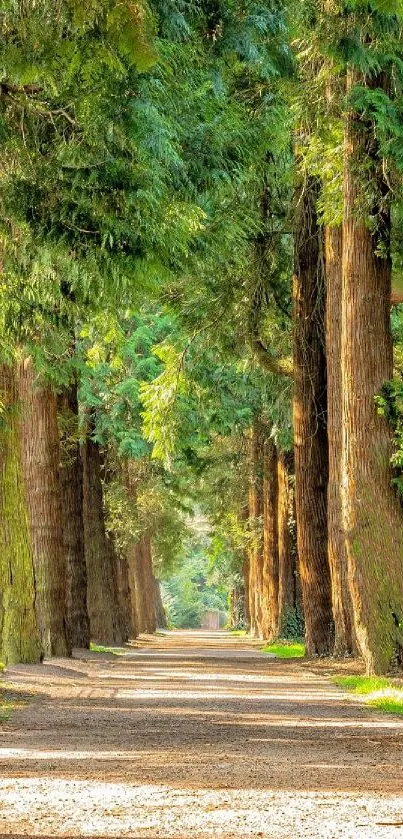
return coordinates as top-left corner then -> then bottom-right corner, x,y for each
141,533 -> 158,634
154,578 -> 167,628
58,385 -> 90,650
18,358 -> 70,658
82,436 -> 123,644
293,174 -> 333,656
127,535 -> 156,634
277,451 -> 297,634
243,553 -> 251,630
0,365 -> 42,664
248,425 -> 264,638
325,225 -> 356,656
340,69 -> 403,674
262,438 -> 279,640
116,548 -> 132,642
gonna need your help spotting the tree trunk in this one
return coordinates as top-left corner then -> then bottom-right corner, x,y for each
140,533 -> 158,634
325,225 -> 356,656
18,358 -> 70,658
248,425 -> 264,639
277,451 -> 297,634
262,438 -> 279,640
154,578 -> 167,628
127,535 -> 156,634
340,69 -> 403,674
116,548 -> 132,642
82,436 -> 123,645
0,365 -> 42,664
243,553 -> 251,630
58,385 -> 90,650
293,174 -> 333,656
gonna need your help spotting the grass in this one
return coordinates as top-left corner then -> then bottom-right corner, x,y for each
261,642 -> 305,658
231,629 -> 247,637
333,675 -> 403,717
90,643 -> 129,656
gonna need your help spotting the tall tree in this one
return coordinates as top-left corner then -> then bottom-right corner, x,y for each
18,358 -> 70,657
293,173 -> 333,655
0,365 -> 42,664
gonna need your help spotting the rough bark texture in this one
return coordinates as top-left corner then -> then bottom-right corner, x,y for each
293,175 -> 333,656
262,438 -> 279,641
0,365 -> 41,664
277,451 -> 298,634
82,437 -> 123,645
18,358 -> 70,658
247,426 -> 264,639
341,70 -> 403,674
325,225 -> 356,656
58,386 -> 90,650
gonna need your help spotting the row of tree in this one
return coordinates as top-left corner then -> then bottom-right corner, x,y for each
2,0 -> 403,674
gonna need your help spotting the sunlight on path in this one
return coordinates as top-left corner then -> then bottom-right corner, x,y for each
0,630 -> 402,838
1,779 -> 403,838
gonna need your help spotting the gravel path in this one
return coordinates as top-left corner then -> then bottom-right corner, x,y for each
0,629 -> 403,837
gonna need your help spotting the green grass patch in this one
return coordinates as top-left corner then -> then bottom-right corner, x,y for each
261,642 -> 305,658
333,675 -> 403,717
333,675 -> 392,694
231,629 -> 247,637
369,697 -> 403,716
90,643 -> 128,656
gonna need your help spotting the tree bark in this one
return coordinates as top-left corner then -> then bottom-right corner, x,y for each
325,225 -> 356,656
277,451 -> 297,634
262,438 -> 279,640
0,365 -> 42,664
293,174 -> 333,656
340,69 -> 403,674
116,548 -> 133,642
18,358 -> 70,658
154,578 -> 167,628
248,425 -> 264,639
58,385 -> 90,649
82,436 -> 123,645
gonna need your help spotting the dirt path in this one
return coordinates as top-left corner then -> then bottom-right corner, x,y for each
1,630 -> 403,838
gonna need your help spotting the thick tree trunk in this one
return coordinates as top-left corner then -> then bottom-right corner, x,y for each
293,175 -> 333,656
248,425 -> 264,639
58,385 -> 90,650
82,436 -> 123,645
340,70 -> 403,673
18,358 -> 70,658
262,438 -> 279,640
277,451 -> 297,634
0,365 -> 41,664
325,225 -> 356,656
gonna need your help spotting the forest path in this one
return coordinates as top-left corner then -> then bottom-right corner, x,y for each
1,630 -> 403,838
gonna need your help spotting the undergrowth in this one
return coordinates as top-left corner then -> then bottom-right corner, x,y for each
334,675 -> 403,716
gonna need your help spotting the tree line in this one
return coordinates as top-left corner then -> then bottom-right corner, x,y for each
1,0 -> 403,675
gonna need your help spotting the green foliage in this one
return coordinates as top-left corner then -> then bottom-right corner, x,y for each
279,606 -> 305,641
161,533 -> 228,628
